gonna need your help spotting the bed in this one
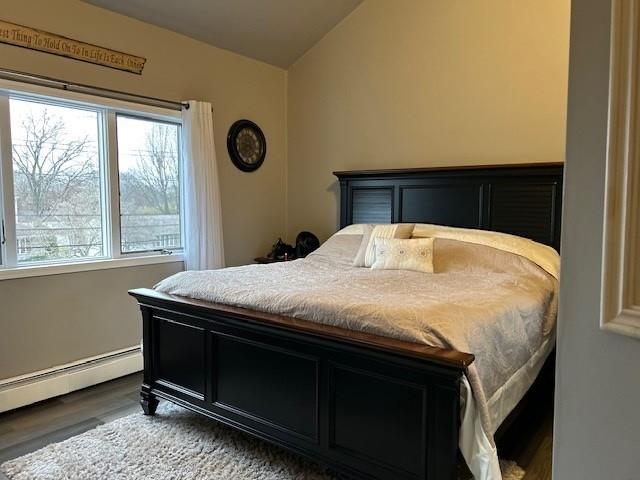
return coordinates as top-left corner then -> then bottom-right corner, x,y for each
129,163 -> 563,480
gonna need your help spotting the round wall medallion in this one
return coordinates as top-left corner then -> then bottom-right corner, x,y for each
227,119 -> 266,172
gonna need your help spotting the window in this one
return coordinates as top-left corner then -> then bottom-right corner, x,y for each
117,116 -> 182,254
10,98 -> 105,264
0,87 -> 183,274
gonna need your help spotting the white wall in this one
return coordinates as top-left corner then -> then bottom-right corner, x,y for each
554,0 -> 640,478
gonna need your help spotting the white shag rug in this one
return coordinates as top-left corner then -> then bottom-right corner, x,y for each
1,402 -> 525,480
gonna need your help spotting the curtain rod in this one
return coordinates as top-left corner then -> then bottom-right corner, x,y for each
0,68 -> 190,111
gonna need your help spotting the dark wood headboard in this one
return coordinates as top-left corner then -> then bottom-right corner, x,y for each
333,163 -> 564,250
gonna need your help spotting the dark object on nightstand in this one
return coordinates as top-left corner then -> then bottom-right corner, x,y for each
295,231 -> 320,258
255,238 -> 296,263
271,238 -> 296,260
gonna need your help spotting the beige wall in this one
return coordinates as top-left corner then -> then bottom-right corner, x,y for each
0,0 -> 287,379
554,0 -> 640,478
0,263 -> 182,379
287,0 -> 570,241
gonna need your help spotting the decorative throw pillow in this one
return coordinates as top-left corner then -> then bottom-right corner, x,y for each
353,223 -> 415,267
370,237 -> 435,273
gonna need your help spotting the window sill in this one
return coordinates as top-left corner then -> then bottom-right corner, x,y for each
0,253 -> 184,281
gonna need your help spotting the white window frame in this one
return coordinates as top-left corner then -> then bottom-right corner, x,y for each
0,79 -> 184,281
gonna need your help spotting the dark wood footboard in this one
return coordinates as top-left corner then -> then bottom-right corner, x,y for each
129,288 -> 474,480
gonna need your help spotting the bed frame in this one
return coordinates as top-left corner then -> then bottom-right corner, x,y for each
129,163 -> 563,480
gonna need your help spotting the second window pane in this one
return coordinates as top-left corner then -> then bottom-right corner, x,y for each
117,116 -> 182,253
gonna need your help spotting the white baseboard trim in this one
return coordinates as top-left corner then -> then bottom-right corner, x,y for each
0,346 -> 142,413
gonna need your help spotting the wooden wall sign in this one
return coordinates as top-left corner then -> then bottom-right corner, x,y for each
0,20 -> 146,75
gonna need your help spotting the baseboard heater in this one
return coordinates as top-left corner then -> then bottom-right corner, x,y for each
0,346 -> 142,413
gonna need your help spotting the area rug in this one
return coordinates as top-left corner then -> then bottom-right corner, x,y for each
1,402 -> 525,480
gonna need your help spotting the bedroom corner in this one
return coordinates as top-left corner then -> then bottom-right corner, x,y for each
1,1 -> 638,480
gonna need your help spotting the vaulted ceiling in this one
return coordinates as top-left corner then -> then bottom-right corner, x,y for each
82,0 -> 363,68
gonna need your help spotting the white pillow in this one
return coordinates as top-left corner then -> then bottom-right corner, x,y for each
370,238 -> 434,273
353,223 -> 415,267
334,224 -> 370,235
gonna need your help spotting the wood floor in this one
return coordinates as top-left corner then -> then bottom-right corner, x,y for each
0,372 -> 553,480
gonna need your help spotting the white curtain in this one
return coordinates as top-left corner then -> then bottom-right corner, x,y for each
182,101 -> 225,270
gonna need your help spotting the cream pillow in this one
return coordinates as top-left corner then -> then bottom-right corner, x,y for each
353,223 -> 415,267
370,237 -> 434,273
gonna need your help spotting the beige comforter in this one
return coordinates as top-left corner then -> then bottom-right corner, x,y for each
155,231 -> 558,445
